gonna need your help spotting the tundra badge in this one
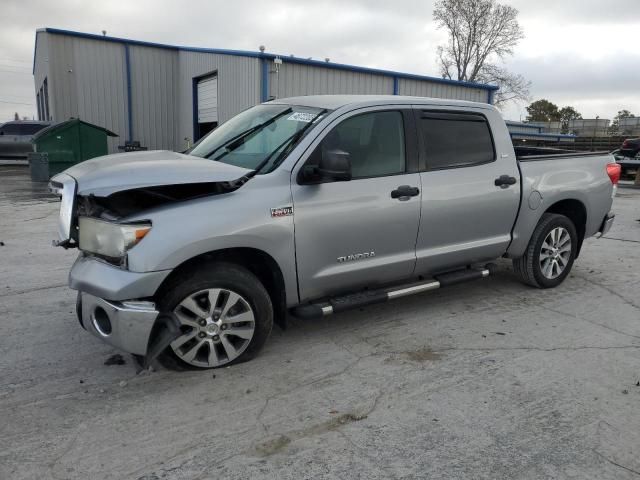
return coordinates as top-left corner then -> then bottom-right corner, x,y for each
337,251 -> 375,263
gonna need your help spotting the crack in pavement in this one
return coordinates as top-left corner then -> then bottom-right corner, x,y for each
255,353 -> 372,434
602,236 -> 640,244
0,283 -> 67,298
594,450 -> 640,477
575,274 -> 640,310
540,304 -> 640,341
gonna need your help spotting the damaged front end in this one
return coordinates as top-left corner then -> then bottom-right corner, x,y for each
49,151 -> 252,363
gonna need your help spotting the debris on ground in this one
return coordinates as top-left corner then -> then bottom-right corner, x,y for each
495,332 -> 506,336
104,354 -> 126,366
622,389 -> 629,394
0,241 -> 5,246
119,380 -> 128,387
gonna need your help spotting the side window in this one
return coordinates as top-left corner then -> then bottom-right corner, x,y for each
308,111 -> 406,179
0,124 -> 21,135
418,112 -> 495,170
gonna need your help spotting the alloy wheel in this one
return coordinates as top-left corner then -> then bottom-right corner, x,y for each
539,226 -> 572,280
171,288 -> 255,367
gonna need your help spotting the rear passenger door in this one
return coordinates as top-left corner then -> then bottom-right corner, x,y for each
413,108 -> 520,275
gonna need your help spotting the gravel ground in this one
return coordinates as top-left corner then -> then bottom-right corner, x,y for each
1,166 -> 639,479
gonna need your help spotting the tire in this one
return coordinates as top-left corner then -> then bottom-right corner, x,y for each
512,213 -> 578,289
156,262 -> 273,370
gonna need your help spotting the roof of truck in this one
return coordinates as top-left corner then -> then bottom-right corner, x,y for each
269,95 -> 496,111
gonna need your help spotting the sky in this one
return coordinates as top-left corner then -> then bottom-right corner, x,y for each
1,0 -> 639,122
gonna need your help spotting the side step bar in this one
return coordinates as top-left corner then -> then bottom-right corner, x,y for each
291,265 -> 496,319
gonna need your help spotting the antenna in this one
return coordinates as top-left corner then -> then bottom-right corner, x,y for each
101,30 -> 107,36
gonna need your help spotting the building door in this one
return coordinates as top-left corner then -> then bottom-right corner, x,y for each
196,75 -> 218,140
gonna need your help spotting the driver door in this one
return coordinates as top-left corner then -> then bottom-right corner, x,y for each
291,107 -> 422,302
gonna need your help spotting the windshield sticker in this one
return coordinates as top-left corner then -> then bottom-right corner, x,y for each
287,112 -> 317,123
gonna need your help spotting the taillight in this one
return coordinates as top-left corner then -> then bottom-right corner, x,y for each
622,140 -> 629,147
607,163 -> 621,185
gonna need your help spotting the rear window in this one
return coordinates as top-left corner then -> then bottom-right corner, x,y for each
418,112 -> 495,170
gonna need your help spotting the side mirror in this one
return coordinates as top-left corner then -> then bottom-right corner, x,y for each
317,149 -> 352,181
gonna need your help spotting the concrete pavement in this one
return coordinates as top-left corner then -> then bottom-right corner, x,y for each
1,166 -> 639,479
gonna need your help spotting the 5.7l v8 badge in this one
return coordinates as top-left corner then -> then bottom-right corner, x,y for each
270,205 -> 294,218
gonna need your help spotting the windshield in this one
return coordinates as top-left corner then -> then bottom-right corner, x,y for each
189,104 -> 327,173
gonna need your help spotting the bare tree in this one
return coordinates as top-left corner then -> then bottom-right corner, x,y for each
433,0 -> 530,107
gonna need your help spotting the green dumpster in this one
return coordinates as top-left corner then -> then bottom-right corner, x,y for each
29,118 -> 118,180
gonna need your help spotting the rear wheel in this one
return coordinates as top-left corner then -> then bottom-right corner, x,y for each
513,213 -> 578,288
157,262 -> 273,369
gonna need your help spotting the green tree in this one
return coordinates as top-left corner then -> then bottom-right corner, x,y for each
433,0 -> 530,107
558,106 -> 582,133
526,99 -> 560,122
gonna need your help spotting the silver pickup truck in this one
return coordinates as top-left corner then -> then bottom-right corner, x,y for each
50,95 -> 619,370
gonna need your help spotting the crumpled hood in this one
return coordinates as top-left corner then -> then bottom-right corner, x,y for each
63,150 -> 249,196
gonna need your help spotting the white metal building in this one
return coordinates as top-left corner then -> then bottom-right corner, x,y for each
33,28 -> 499,153
505,121 -> 575,144
567,118 -> 611,137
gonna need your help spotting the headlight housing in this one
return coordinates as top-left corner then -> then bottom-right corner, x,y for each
78,217 -> 151,259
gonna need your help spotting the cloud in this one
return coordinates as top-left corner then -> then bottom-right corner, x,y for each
0,0 -> 638,123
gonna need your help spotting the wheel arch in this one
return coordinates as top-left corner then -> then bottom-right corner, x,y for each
543,198 -> 587,256
154,247 -> 288,329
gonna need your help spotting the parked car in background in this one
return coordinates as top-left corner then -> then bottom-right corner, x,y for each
612,146 -> 640,180
620,138 -> 640,158
50,95 -> 618,370
0,120 -> 50,159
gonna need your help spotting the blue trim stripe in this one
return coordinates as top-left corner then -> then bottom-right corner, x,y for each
392,76 -> 399,95
261,58 -> 269,102
39,27 -> 499,93
124,44 -> 133,141
192,77 -> 199,142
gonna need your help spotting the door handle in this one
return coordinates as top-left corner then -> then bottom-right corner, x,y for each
494,175 -> 517,187
391,185 -> 420,199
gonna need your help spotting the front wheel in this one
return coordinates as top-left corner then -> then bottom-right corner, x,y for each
513,213 -> 578,288
157,262 -> 273,369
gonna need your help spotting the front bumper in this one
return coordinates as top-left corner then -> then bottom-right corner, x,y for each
69,255 -> 171,301
80,293 -> 158,355
598,212 -> 615,237
70,256 -> 170,355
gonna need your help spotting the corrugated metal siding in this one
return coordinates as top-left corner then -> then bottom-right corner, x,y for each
47,33 -> 128,152
270,62 -> 393,99
33,32 -> 50,117
398,78 -> 487,103
129,45 -> 178,150
177,52 -> 260,150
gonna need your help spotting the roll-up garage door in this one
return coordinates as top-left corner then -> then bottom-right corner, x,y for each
197,76 -> 218,123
